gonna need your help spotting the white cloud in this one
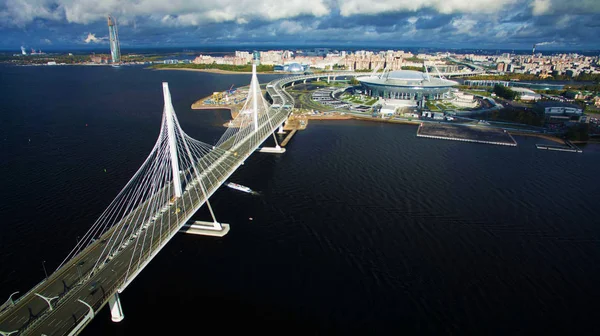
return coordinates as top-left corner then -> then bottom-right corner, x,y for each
1,0 -> 330,26
531,0 -> 600,15
451,17 -> 478,35
337,0 -> 600,16
337,0 -> 520,16
4,0 -> 600,30
84,33 -> 107,43
278,20 -> 305,34
531,0 -> 551,15
0,0 -> 62,27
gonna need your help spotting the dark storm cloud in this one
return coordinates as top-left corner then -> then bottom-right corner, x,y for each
415,14 -> 454,30
315,11 -> 413,30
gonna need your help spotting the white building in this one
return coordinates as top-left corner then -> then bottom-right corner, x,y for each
537,102 -> 583,116
511,87 -> 541,101
379,104 -> 396,117
536,102 -> 585,123
447,90 -> 478,108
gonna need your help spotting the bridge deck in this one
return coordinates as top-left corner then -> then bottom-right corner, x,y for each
0,107 -> 289,336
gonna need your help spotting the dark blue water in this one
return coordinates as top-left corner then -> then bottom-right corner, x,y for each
1,65 -> 600,335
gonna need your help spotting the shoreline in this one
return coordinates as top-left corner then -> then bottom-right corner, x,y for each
309,115 -> 422,125
506,131 -> 564,144
307,116 -> 571,143
184,78 -> 583,145
149,67 -> 280,75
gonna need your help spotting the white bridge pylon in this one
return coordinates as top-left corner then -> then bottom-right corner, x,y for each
0,61 -> 294,335
55,82 -> 248,319
25,66 -> 290,328
218,64 -> 285,153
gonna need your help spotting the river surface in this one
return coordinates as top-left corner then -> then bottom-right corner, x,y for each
1,64 -> 599,335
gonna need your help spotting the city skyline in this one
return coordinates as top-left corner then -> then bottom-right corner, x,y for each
1,0 -> 600,50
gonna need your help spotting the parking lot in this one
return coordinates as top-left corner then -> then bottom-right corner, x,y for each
311,87 -> 351,109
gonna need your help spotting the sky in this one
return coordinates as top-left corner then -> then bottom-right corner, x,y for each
1,0 -> 600,51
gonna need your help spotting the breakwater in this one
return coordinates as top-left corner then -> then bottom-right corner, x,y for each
417,123 -> 517,146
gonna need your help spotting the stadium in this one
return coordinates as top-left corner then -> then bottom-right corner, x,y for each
274,62 -> 309,72
358,70 -> 459,103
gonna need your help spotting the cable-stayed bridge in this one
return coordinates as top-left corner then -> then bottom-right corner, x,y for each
0,65 -> 288,336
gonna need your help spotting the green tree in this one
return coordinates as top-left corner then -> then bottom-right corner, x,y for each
565,124 -> 590,141
401,66 -> 423,71
493,85 -> 519,100
150,63 -> 274,72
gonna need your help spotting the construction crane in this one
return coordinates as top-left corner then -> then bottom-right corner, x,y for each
227,84 -> 235,95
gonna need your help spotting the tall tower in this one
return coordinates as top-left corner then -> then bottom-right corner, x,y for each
108,15 -> 121,64
252,50 -> 260,65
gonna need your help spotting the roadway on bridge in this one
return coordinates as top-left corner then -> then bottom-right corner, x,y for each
2,70 -> 390,335
0,107 -> 289,336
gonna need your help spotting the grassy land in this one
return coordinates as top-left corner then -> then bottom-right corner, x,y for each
311,81 -> 348,87
122,54 -> 165,62
462,90 -> 492,97
426,101 -> 441,111
296,92 -> 334,111
438,102 -> 457,110
585,105 -> 600,115
404,56 -> 424,62
340,93 -> 378,106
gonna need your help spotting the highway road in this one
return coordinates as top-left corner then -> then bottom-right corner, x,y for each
0,107 -> 289,336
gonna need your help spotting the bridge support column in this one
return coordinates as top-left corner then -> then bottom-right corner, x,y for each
259,146 -> 286,153
277,124 -> 285,134
303,79 -> 306,84
109,293 -> 124,322
327,76 -> 330,83
66,300 -> 95,336
1,291 -> 19,311
35,293 -> 59,311
163,82 -> 182,198
252,64 -> 259,131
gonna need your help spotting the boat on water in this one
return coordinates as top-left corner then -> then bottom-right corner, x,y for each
225,182 -> 253,193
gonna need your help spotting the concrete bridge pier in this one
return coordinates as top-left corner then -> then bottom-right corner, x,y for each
179,221 -> 230,237
277,124 -> 285,134
327,76 -> 330,83
67,300 -> 95,336
259,145 -> 286,153
259,130 -> 286,153
35,293 -> 59,311
109,293 -> 124,322
303,79 -> 306,84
